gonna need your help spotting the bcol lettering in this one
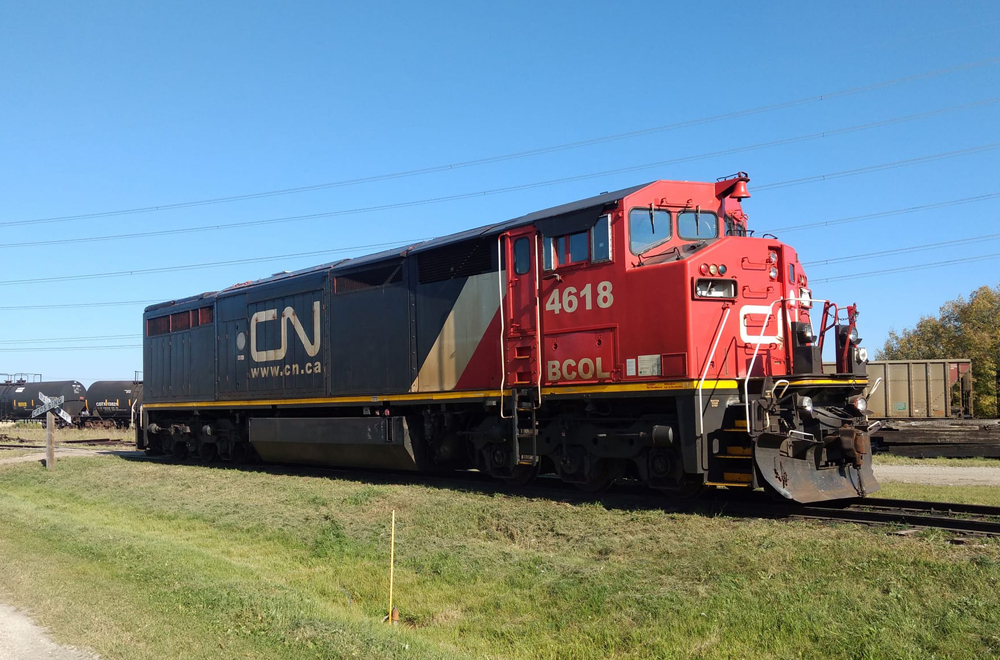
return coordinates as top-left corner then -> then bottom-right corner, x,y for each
547,357 -> 611,381
250,301 -> 321,363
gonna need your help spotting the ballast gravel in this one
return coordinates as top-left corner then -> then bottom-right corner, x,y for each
0,603 -> 98,660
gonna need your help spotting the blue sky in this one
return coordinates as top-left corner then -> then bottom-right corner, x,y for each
1,1 -> 998,384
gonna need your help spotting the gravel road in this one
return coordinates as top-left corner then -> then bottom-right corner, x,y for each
0,604 -> 98,660
873,464 -> 1000,486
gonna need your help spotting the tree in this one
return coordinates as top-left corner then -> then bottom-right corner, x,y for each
877,281 -> 1000,418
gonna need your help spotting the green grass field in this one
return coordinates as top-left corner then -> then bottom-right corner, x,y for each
1,455 -> 999,659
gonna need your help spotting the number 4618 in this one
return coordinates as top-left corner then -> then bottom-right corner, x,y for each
544,281 -> 614,314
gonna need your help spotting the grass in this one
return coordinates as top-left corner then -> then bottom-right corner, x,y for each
0,456 -> 999,659
874,454 -> 1000,468
877,482 -> 1000,507
0,422 -> 132,445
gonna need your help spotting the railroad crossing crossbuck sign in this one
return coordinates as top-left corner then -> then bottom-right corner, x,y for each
31,392 -> 73,424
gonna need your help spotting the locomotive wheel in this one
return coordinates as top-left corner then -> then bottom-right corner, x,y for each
171,440 -> 189,461
575,459 -> 624,493
503,462 -> 540,487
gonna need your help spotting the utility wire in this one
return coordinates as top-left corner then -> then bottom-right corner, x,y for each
4,137 -> 1000,289
755,142 -> 1000,191
6,98 -> 999,251
0,300 -> 158,311
0,344 -> 141,352
3,56 -> 999,229
764,192 -> 1000,233
0,334 -> 140,345
811,252 -> 1000,283
803,232 -> 1000,267
0,240 -> 421,287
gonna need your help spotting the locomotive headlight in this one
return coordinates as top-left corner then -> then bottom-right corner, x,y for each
768,250 -> 778,263
768,266 -> 778,280
849,327 -> 859,343
799,287 -> 812,308
857,347 -> 869,362
850,396 -> 868,413
798,396 -> 814,417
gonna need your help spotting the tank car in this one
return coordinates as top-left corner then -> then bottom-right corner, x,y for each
140,174 -> 878,503
0,379 -> 88,422
85,380 -> 143,428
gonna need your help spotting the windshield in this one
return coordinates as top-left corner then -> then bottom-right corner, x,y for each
677,210 -> 718,240
629,208 -> 671,255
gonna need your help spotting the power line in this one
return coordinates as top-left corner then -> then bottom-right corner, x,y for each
0,344 -> 141,352
803,232 -> 1000,267
811,252 -> 1000,283
764,192 -> 1000,233
3,56 -> 999,230
0,240 -> 421,287
0,334 -> 140,345
4,137 -> 1000,290
6,98 -> 999,251
0,300 -> 158,311
755,142 -> 1000,191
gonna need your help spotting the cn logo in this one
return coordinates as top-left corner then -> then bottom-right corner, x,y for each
250,301 -> 321,362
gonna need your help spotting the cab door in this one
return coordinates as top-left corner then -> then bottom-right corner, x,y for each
503,227 -> 541,391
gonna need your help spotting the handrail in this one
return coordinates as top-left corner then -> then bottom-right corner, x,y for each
534,233 -> 543,407
743,296 -> 844,432
497,236 -> 509,419
744,297 -> 788,432
697,304 -> 732,440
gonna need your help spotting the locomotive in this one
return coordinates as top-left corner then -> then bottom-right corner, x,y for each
140,174 -> 878,503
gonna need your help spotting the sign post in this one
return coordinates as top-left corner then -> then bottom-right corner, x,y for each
46,411 -> 54,470
31,392 -> 71,470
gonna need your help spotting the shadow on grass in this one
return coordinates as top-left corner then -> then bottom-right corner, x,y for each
105,449 -> 796,522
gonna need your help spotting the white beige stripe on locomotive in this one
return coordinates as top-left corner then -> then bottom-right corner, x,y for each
411,271 -> 502,392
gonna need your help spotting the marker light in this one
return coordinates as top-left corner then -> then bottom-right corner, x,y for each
719,264 -> 727,275
700,263 -> 709,275
709,264 -> 719,275
799,287 -> 813,309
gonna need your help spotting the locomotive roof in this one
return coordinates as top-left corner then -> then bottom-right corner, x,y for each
145,182 -> 650,314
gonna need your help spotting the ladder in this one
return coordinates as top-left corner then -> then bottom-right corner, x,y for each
511,389 -> 539,467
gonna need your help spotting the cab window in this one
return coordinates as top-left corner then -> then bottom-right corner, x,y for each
513,237 -> 530,275
592,215 -> 611,262
677,210 -> 718,240
543,216 -> 613,269
629,207 -> 671,255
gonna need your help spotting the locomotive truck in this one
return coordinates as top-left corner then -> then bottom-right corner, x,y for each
140,174 -> 878,503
